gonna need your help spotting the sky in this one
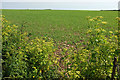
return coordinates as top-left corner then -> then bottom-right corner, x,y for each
1,0 -> 119,2
1,0 -> 120,10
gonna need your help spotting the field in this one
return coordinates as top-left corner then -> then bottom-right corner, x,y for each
2,10 -> 119,79
2,10 -> 118,43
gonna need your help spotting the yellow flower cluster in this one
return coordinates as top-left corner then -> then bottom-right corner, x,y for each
88,16 -> 104,22
101,21 -> 107,24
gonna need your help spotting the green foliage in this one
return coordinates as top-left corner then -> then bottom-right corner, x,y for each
2,15 -> 119,79
2,16 -> 56,79
83,16 -> 118,79
2,10 -> 118,44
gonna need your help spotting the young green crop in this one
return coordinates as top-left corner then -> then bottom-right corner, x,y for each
2,10 -> 118,44
2,14 -> 119,79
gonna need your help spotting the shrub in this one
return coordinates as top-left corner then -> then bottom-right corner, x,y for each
80,16 -> 118,79
2,16 -> 56,79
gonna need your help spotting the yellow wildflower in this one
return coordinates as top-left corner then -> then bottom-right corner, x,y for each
37,45 -> 39,47
101,21 -> 107,24
13,24 -> 18,28
115,35 -> 117,38
115,30 -> 118,33
89,19 -> 94,21
99,16 -> 103,18
40,49 -> 42,52
43,40 -> 45,43
98,19 -> 101,21
47,66 -> 49,70
75,75 -> 79,78
7,25 -> 10,28
19,51 -> 22,54
87,29 -> 92,33
26,49 -> 28,52
33,76 -> 35,78
40,70 -> 42,73
102,29 -> 106,32
115,17 -> 120,20
6,20 -> 8,22
68,71 -> 71,73
111,49 -> 115,52
33,67 -> 36,69
109,31 -> 113,34
76,71 -> 80,74
95,29 -> 101,33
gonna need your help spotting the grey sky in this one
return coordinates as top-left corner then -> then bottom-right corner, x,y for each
2,0 -> 119,2
1,0 -> 120,10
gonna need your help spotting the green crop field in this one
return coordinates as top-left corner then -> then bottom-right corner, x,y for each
2,10 -> 118,44
2,9 -> 119,79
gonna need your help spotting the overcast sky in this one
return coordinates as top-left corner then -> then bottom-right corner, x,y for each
1,0 -> 120,10
2,0 -> 119,2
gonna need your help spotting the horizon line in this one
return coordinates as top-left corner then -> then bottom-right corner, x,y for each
1,8 -> 118,10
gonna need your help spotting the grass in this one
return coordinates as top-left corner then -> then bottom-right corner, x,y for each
2,9 -> 118,44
